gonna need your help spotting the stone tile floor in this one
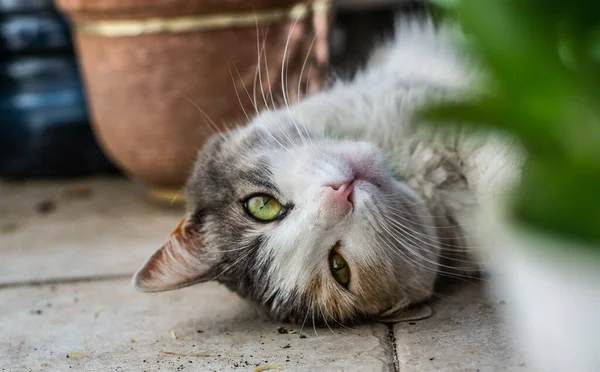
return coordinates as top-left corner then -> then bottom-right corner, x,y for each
0,177 -> 527,371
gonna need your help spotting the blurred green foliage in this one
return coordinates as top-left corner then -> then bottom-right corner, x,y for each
423,0 -> 600,245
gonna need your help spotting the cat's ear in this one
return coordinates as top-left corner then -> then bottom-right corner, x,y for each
133,214 -> 214,292
376,303 -> 433,323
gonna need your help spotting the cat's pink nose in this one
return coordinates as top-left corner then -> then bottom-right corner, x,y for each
324,180 -> 355,210
316,180 -> 355,229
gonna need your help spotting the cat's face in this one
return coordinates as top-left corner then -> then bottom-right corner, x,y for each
133,113 -> 442,324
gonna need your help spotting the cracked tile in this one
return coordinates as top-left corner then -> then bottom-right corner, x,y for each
393,282 -> 528,372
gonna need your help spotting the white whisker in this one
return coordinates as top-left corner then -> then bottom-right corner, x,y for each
229,64 -> 253,124
280,10 -> 308,146
183,95 -> 223,135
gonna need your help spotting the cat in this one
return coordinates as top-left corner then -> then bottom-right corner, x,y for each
132,17 -> 521,325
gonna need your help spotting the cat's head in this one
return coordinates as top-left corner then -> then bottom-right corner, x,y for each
133,112 -> 442,324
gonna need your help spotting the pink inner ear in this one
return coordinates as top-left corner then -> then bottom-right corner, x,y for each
132,216 -> 212,292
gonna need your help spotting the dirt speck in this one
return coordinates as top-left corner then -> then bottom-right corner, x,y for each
35,200 -> 56,214
65,185 -> 93,199
0,222 -> 19,234
254,365 -> 282,372
93,307 -> 104,319
277,327 -> 298,335
66,351 -> 84,361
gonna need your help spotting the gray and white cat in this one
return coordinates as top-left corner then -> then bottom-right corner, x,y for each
133,18 -> 521,324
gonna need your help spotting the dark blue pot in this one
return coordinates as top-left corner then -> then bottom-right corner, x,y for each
0,1 -> 117,178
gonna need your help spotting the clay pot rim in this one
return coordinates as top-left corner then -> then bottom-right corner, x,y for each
66,2 -> 330,37
55,0 -> 328,22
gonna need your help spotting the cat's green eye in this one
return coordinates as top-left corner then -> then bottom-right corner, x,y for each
329,252 -> 350,287
244,195 -> 285,221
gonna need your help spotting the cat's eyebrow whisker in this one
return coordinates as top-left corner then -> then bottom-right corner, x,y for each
258,23 -> 277,112
229,64 -> 254,125
233,68 -> 299,159
251,15 -> 260,111
183,95 -> 224,136
253,129 -> 280,153
295,33 -> 318,145
232,62 -> 260,117
302,63 -> 314,102
280,9 -> 309,148
247,64 -> 301,153
297,35 -> 314,102
267,128 -> 299,154
260,25 -> 275,113
244,118 -> 286,153
253,17 -> 272,115
252,39 -> 260,115
228,76 -> 294,155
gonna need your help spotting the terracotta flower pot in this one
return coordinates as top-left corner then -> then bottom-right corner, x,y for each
55,0 -> 331,203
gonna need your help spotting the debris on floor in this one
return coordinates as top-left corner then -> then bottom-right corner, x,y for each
254,365 -> 283,372
65,185 -> 93,200
35,200 -> 56,214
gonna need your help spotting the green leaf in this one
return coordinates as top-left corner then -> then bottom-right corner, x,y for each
421,0 -> 600,246
427,0 -> 459,10
515,159 -> 600,246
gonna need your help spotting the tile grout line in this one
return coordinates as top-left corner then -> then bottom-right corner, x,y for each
387,323 -> 400,372
0,273 -> 133,290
